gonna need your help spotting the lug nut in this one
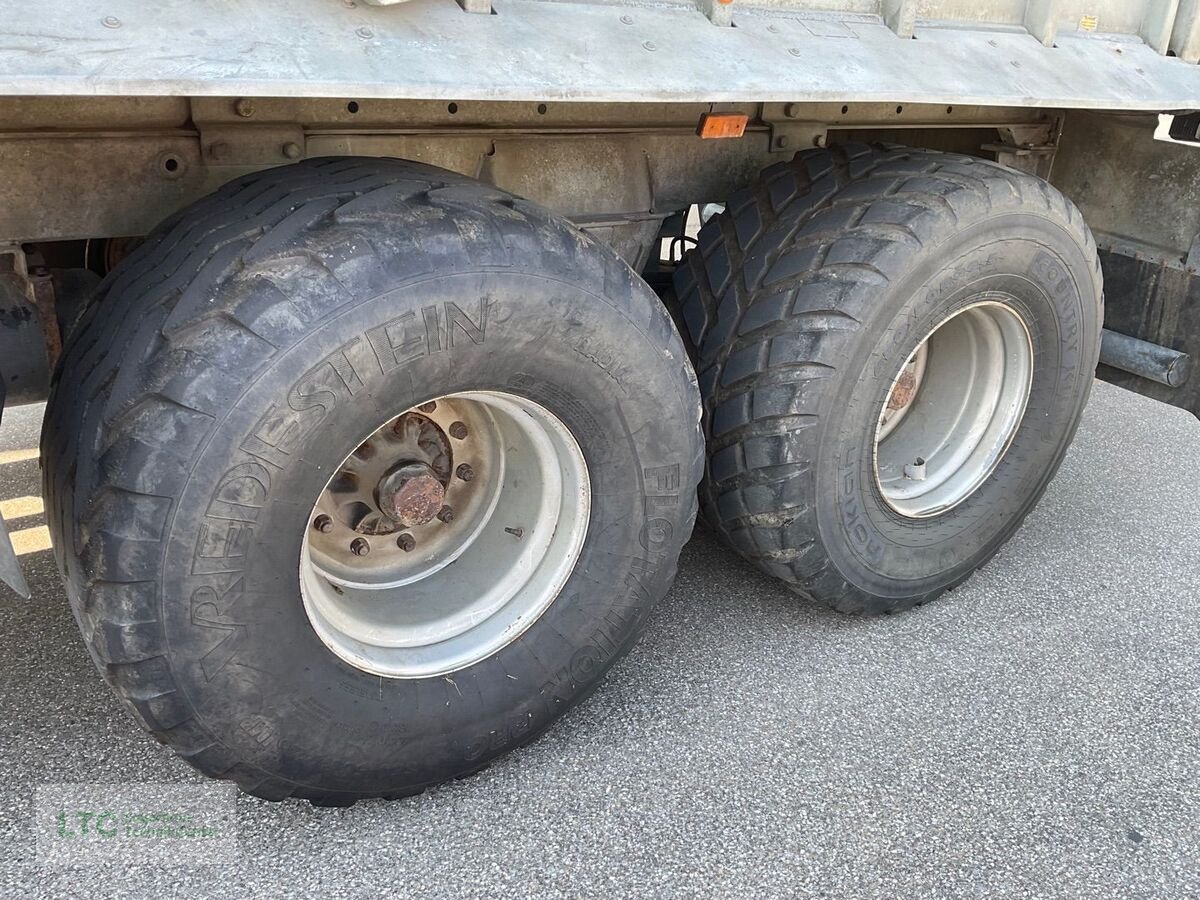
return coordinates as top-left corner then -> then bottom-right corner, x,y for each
396,533 -> 416,552
350,538 -> 370,556
313,514 -> 334,533
418,402 -> 437,413
448,421 -> 468,440
436,505 -> 455,523
455,463 -> 475,482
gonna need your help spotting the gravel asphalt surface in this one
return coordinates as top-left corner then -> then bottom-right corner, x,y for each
0,381 -> 1197,898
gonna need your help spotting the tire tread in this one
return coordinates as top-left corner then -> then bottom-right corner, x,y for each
675,143 -> 1100,614
44,157 -> 702,803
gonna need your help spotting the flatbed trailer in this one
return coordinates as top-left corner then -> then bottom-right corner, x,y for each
0,0 -> 1195,804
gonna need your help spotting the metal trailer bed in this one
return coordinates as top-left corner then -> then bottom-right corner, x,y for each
5,0 -> 1200,109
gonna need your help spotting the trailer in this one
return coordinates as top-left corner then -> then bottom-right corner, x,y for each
0,0 -> 1196,804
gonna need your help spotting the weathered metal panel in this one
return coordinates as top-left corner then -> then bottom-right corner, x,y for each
0,127 -> 771,241
1052,111 -> 1200,259
1050,110 -> 1200,418
1097,249 -> 1200,419
0,135 -> 214,241
0,92 -> 1058,243
2,0 -> 1200,109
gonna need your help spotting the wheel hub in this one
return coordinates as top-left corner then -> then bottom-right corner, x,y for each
377,461 -> 445,527
873,299 -> 1033,519
299,391 -> 591,678
306,404 -> 479,583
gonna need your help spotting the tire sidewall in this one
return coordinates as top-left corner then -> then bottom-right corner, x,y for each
815,213 -> 1100,601
160,268 -> 697,791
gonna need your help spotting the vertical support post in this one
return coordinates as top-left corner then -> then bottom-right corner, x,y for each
882,0 -> 916,39
1170,0 -> 1200,61
1024,0 -> 1058,47
1142,0 -> 1182,54
698,0 -> 733,27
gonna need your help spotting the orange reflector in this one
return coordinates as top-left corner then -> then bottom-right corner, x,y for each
698,113 -> 748,139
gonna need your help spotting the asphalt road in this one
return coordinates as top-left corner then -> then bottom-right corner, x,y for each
0,382 -> 1197,898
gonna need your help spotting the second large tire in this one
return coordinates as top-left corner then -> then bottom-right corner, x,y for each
675,144 -> 1103,613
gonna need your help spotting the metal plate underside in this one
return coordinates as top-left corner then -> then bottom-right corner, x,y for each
3,0 -> 1200,110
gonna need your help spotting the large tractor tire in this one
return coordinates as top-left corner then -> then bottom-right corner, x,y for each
675,144 -> 1102,614
42,158 -> 702,803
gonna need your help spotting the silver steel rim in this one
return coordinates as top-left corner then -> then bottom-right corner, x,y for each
300,391 -> 591,678
873,299 -> 1033,519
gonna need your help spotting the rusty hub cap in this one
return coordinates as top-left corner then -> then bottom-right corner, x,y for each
877,343 -> 928,442
378,462 -> 446,527
886,368 -> 919,412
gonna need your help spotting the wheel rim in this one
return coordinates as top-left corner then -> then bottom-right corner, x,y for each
873,299 -> 1033,519
300,391 -> 591,678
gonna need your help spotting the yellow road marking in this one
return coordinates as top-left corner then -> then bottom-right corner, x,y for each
11,525 -> 51,556
0,448 -> 38,465
0,495 -> 44,520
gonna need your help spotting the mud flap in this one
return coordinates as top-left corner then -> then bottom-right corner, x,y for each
0,512 -> 31,598
0,375 -> 32,598
1096,247 -> 1200,420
